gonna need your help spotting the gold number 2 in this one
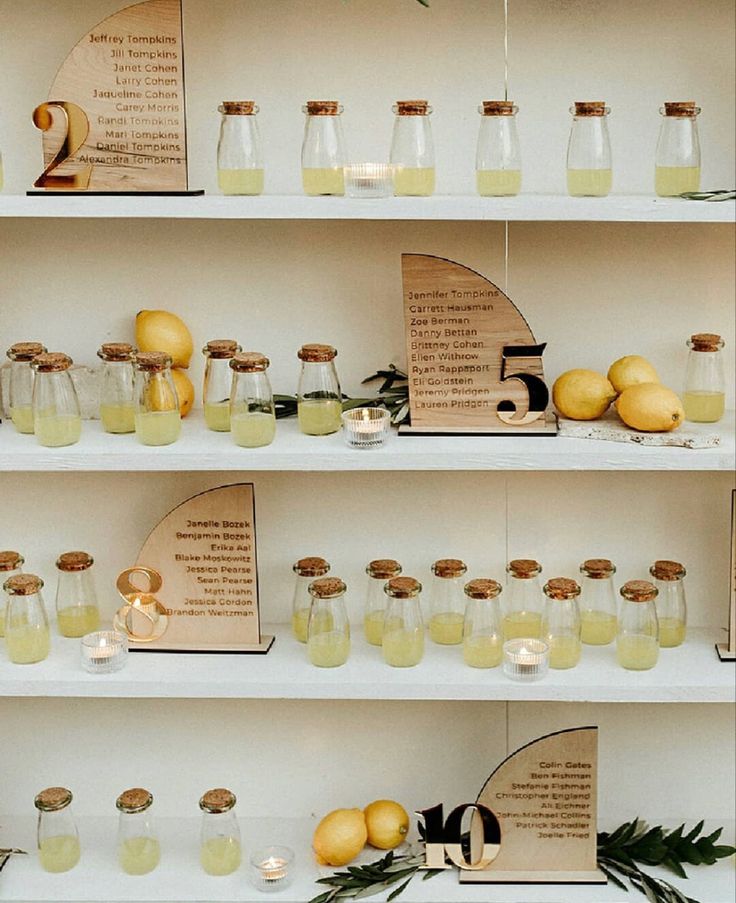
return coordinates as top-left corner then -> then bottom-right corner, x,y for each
32,101 -> 93,189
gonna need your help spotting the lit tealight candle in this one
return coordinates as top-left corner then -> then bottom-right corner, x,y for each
342,407 -> 391,449
249,845 -> 295,893
344,163 -> 393,198
503,638 -> 550,682
81,630 -> 128,674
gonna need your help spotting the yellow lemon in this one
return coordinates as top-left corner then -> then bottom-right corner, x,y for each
171,369 -> 194,418
607,355 -> 660,394
136,309 -> 194,369
616,383 -> 685,432
313,808 -> 367,867
552,369 -> 617,420
364,800 -> 410,850
144,372 -> 178,413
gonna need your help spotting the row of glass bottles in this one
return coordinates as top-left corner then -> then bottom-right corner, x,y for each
216,98 -> 704,198
291,557 -> 688,671
33,786 -> 242,876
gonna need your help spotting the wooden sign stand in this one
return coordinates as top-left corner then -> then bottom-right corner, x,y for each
716,489 -> 736,661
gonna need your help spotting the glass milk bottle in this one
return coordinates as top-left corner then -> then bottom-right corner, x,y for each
55,551 -> 100,637
617,580 -> 659,671
476,101 -> 521,196
97,343 -> 136,434
579,558 -> 618,645
4,574 -> 50,664
655,102 -> 701,196
31,353 -> 81,447
200,788 -> 242,876
291,557 -> 330,642
463,578 -> 503,668
35,787 -> 80,873
6,342 -> 46,433
301,101 -> 346,196
307,577 -> 350,668
383,576 -> 424,668
390,100 -> 435,196
428,558 -> 467,645
116,788 -> 160,875
503,559 -> 544,639
682,333 -> 725,423
134,352 -> 181,446
297,344 -> 342,435
217,101 -> 264,196
363,559 -> 402,646
229,352 -> 276,448
203,339 -> 241,431
566,101 -> 612,197
0,551 -> 23,638
542,577 -> 582,669
649,560 -> 687,647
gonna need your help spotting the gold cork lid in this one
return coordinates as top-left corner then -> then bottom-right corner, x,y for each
135,351 -> 172,371
481,100 -> 515,116
544,577 -> 581,600
230,352 -> 270,373
200,788 -> 237,813
507,559 -> 542,579
690,333 -> 723,352
4,573 -> 43,595
620,579 -> 658,603
116,788 -> 153,813
31,352 -> 72,372
464,578 -> 502,600
385,576 -> 422,598
7,342 -> 47,362
97,342 -> 135,362
432,558 -> 467,578
0,551 -> 24,572
664,101 -> 698,117
650,559 -> 686,581
395,99 -> 430,115
203,339 -> 241,359
56,551 -> 94,572
305,100 -> 341,115
35,787 -> 73,812
581,558 -> 616,579
366,559 -> 402,579
298,343 -> 337,363
308,577 -> 347,599
220,101 -> 257,115
293,557 -> 330,577
574,101 -> 607,116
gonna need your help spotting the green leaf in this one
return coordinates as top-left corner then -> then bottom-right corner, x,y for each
387,877 -> 415,901
598,862 -> 630,892
683,821 -> 705,843
308,891 -> 338,903
712,844 -> 736,858
661,855 -> 688,879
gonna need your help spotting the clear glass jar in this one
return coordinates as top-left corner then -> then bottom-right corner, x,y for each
230,352 -> 276,447
428,558 -> 467,645
297,344 -> 342,435
383,576 -> 424,668
476,101 -> 521,196
31,352 -> 81,447
203,339 -> 241,432
97,342 -> 136,434
35,787 -> 80,873
4,573 -> 50,664
463,578 -> 503,668
6,342 -> 47,434
682,333 -> 725,423
133,352 -> 181,446
655,101 -> 701,196
364,559 -> 402,646
542,578 -> 582,669
617,580 -> 659,670
0,550 -> 23,639
503,559 -> 543,640
307,577 -> 350,668
292,557 -> 330,642
649,560 -> 687,647
217,101 -> 264,196
116,788 -> 160,875
200,788 -> 242,875
55,551 -> 100,638
566,101 -> 612,197
390,100 -> 435,196
579,558 -> 618,645
301,100 -> 346,196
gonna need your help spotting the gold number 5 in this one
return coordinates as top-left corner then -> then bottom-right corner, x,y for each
32,101 -> 93,189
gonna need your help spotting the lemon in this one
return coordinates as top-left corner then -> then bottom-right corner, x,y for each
136,310 -> 194,369
313,808 -> 367,866
144,372 -> 178,412
364,800 -> 410,850
552,369 -> 617,420
607,355 -> 660,394
616,383 -> 684,432
171,369 -> 194,418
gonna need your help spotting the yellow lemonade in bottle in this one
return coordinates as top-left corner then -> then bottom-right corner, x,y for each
655,165 -> 700,196
218,168 -> 264,196
10,405 -> 34,434
119,836 -> 160,875
201,836 -> 242,875
581,611 -> 617,645
463,636 -> 502,668
6,623 -> 50,663
39,835 -> 80,873
302,168 -> 345,196
364,610 -> 385,646
135,410 -> 181,446
34,414 -> 82,447
503,611 -> 542,640
57,605 -> 100,638
292,609 -> 310,643
393,167 -> 435,196
477,169 -> 521,196
682,391 -> 725,423
548,635 -> 582,669
617,635 -> 659,670
308,630 -> 350,667
658,617 -> 686,647
428,612 -> 464,645
298,399 -> 342,435
231,411 -> 276,447
383,622 -> 424,667
204,401 -> 231,432
567,168 -> 612,196
100,403 -> 135,434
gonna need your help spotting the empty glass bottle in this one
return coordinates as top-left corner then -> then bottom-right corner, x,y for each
4,573 -> 50,664
682,333 -> 725,423
97,342 -> 136,434
35,787 -> 80,873
217,101 -> 264,196
6,342 -> 47,434
203,339 -> 241,432
390,100 -> 435,196
297,344 -> 342,436
230,352 -> 276,447
307,577 -> 350,668
655,101 -> 701,196
134,352 -> 181,446
428,558 -> 467,645
292,557 -> 330,642
383,576 -> 424,668
476,101 -> 521,196
200,788 -> 242,876
301,101 -> 346,196
31,353 -> 81,447
463,578 -> 503,668
0,550 -> 23,638
503,559 -> 543,640
617,580 -> 659,671
649,560 -> 687,647
116,788 -> 160,875
542,577 -> 582,669
579,558 -> 618,645
55,551 -> 100,638
364,559 -> 402,646
566,101 -> 612,197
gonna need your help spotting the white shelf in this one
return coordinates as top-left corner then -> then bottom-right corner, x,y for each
0,193 -> 734,223
1,816 -> 734,903
0,626 -> 731,703
0,412 -> 732,472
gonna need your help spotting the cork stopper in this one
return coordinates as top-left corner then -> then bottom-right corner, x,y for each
298,343 -> 337,363
464,578 -> 502,600
664,101 -> 698,117
366,559 -> 402,579
203,339 -> 241,359
56,551 -> 94,572
135,351 -> 172,371
220,101 -> 256,115
7,342 -> 47,362
432,558 -> 467,578
4,573 -> 43,595
507,559 -> 542,579
620,579 -> 658,603
31,352 -> 72,372
35,787 -> 73,812
305,100 -> 340,115
97,342 -> 135,362
200,788 -> 237,813
650,559 -> 686,581
293,557 -> 330,577
116,788 -> 153,813
230,352 -> 270,373
481,100 -> 515,116
385,576 -> 422,598
689,333 -> 723,352
308,577 -> 347,599
581,558 -> 616,579
573,101 -> 607,116
395,100 -> 430,115
0,551 -> 24,572
544,577 -> 581,600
